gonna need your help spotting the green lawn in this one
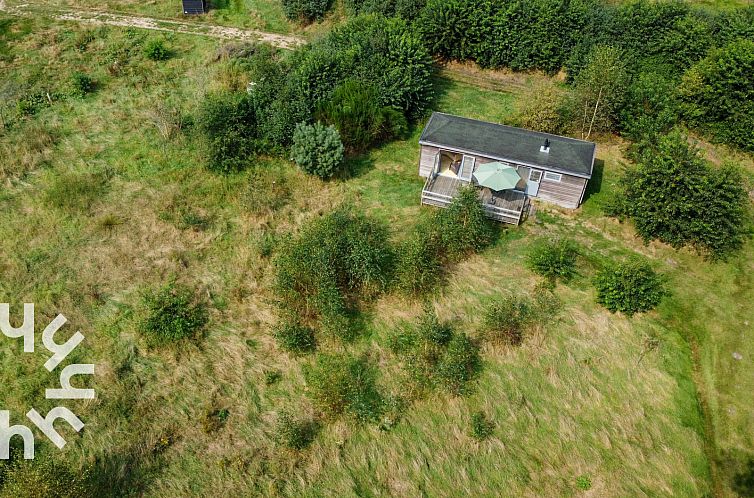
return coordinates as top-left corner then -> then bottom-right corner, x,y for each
1,16 -> 753,497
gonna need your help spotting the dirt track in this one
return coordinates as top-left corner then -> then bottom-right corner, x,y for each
0,2 -> 305,49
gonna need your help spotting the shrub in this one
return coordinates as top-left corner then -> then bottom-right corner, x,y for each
282,0 -> 332,23
481,296 -> 533,346
615,131 -> 751,259
264,369 -> 282,385
438,186 -> 495,256
316,79 -> 407,154
143,39 -> 169,61
198,92 -> 259,173
526,238 -> 579,284
679,39 -> 754,151
436,333 -> 482,395
274,209 -> 394,336
273,321 -> 316,355
290,121 -> 344,179
513,81 -> 568,135
303,353 -> 384,422
70,72 -> 94,97
395,188 -> 494,296
139,283 -> 209,346
594,258 -> 667,316
576,475 -> 592,491
470,411 -> 495,440
391,308 -> 481,395
275,413 -> 318,450
619,71 -> 679,141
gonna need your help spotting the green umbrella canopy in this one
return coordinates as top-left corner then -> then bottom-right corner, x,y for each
472,162 -> 522,191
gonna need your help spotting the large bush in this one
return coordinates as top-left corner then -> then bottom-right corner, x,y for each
197,92 -> 259,173
303,353 -> 384,422
619,71 -> 679,141
139,283 -> 209,347
679,39 -> 754,151
274,209 -> 394,337
594,258 -> 667,316
610,131 -> 751,259
316,79 -> 407,153
526,238 -> 579,284
290,121 -> 344,178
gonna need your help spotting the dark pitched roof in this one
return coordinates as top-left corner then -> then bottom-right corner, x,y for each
419,112 -> 596,178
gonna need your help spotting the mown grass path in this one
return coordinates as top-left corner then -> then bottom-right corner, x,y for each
0,1 -> 305,48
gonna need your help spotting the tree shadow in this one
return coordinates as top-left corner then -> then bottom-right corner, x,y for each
732,456 -> 754,497
581,158 -> 604,204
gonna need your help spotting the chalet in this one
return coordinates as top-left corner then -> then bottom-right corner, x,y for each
182,0 -> 207,14
419,112 -> 596,225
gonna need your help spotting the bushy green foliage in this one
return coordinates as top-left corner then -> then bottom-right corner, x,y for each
139,283 -> 209,347
143,39 -> 169,61
303,353 -> 384,422
198,92 -> 259,173
513,82 -> 568,135
436,333 -> 482,395
395,187 -> 494,295
571,45 -> 629,138
345,0 -> 427,21
481,296 -> 534,346
679,39 -> 754,151
393,225 -> 444,295
390,308 -> 481,395
290,121 -> 344,178
438,186 -> 495,256
282,0 -> 333,23
619,72 -> 679,141
317,79 -> 407,153
292,16 -> 434,120
594,259 -> 667,316
576,474 -> 592,491
70,72 -> 94,97
470,411 -> 495,440
526,238 -> 579,284
273,321 -> 317,355
274,209 -> 393,337
275,413 -> 318,450
612,132 -> 751,259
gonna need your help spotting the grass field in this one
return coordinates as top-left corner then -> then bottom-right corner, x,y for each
4,0 -> 343,37
1,15 -> 753,497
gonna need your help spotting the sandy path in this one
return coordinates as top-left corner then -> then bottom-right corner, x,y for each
1,2 -> 305,49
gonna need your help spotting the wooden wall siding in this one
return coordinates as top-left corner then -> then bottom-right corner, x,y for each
419,145 -> 441,177
537,174 -> 586,208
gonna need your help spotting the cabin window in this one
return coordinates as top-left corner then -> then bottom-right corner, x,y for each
529,170 -> 543,182
543,172 -> 562,182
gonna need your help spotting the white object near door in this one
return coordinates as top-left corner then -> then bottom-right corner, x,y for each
526,169 -> 542,196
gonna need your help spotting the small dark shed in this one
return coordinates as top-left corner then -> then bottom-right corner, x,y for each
182,0 -> 207,14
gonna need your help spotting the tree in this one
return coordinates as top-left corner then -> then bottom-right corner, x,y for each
290,121 -> 344,179
572,45 -> 629,139
614,131 -> 751,259
678,39 -> 754,151
619,71 -> 679,141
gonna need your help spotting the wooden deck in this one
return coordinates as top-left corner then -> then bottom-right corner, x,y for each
421,174 -> 528,225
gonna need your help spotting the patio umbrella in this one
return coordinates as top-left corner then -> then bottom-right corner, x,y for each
472,162 -> 522,191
